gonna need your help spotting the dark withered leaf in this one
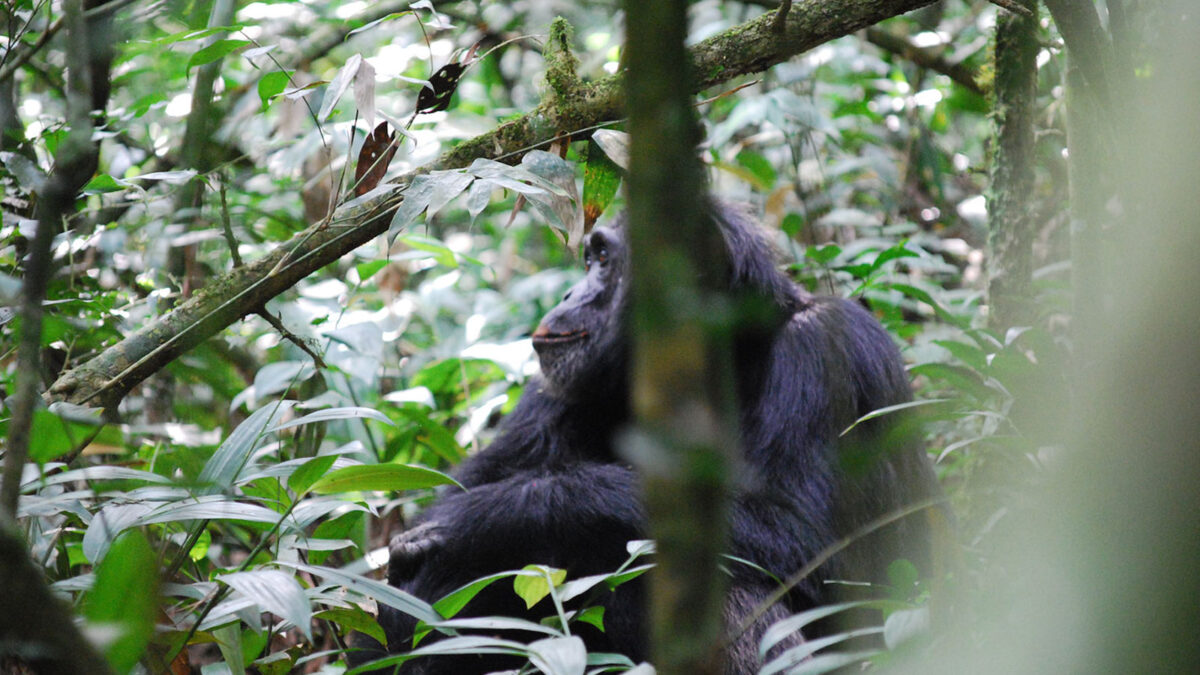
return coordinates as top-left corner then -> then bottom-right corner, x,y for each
354,122 -> 398,196
415,62 -> 465,114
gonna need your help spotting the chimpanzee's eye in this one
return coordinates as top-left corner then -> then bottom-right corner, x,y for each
597,245 -> 608,264
583,250 -> 592,270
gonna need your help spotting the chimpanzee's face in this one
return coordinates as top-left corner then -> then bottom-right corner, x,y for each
531,226 -> 629,398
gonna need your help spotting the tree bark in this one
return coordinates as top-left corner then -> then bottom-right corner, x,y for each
623,0 -> 735,672
986,0 -> 1039,329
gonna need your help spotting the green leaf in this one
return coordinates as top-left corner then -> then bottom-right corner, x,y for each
575,606 -> 605,631
781,212 -> 804,238
583,138 -> 622,225
257,70 -> 292,110
219,570 -> 313,640
280,561 -> 442,625
315,607 -> 386,646
83,530 -> 158,674
933,339 -> 989,371
398,234 -> 459,268
309,464 -> 462,494
267,406 -> 395,433
211,624 -> 247,675
528,636 -> 586,675
432,572 -> 513,618
513,566 -> 566,610
805,243 -> 842,265
355,259 -> 389,282
869,240 -> 919,272
883,606 -> 929,649
199,401 -> 295,491
909,363 -> 996,403
83,173 -> 129,194
735,150 -> 777,189
287,455 -> 338,496
887,283 -> 970,328
187,39 -> 250,71
758,600 -> 878,659
136,496 -> 284,526
839,398 -> 955,436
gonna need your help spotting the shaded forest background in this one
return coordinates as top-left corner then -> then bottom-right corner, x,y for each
1,0 -> 1198,673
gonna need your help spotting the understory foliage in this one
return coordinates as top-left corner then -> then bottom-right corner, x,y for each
0,1 -> 1077,673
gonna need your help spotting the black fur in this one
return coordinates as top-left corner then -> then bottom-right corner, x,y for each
351,205 -> 939,673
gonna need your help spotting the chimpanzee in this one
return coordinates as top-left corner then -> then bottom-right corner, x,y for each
351,203 -> 941,673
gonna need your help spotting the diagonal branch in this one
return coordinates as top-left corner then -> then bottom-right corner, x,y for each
47,0 -> 939,409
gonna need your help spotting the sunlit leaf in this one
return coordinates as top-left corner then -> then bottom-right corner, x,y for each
267,406 -> 394,433
309,464 -> 461,494
199,401 -> 295,491
528,636 -> 587,675
219,570 -> 313,639
513,565 -> 566,609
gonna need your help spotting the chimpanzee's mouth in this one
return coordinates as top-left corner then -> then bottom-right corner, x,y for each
531,328 -> 589,348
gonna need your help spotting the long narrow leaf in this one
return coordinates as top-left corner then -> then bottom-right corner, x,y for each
199,401 -> 295,492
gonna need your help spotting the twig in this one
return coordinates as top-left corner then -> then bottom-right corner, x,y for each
772,0 -> 792,33
987,0 -> 1035,18
217,175 -> 243,267
865,27 -> 986,96
256,309 -> 327,369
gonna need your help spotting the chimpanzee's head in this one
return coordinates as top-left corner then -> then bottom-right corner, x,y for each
531,224 -> 631,400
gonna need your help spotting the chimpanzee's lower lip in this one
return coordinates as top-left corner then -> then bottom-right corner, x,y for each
531,330 -> 589,347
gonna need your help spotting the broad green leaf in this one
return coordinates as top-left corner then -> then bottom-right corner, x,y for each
355,259 -> 389,282
258,70 -> 292,109
575,606 -> 605,631
432,571 -> 514,618
314,607 -> 386,646
870,241 -> 920,272
735,150 -> 777,189
309,463 -> 461,494
887,282 -> 970,328
83,173 -> 129,194
83,530 -> 157,674
426,171 -> 475,217
219,570 -> 312,639
187,39 -> 249,71
397,234 -> 458,268
287,455 -> 338,496
514,566 -> 566,609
